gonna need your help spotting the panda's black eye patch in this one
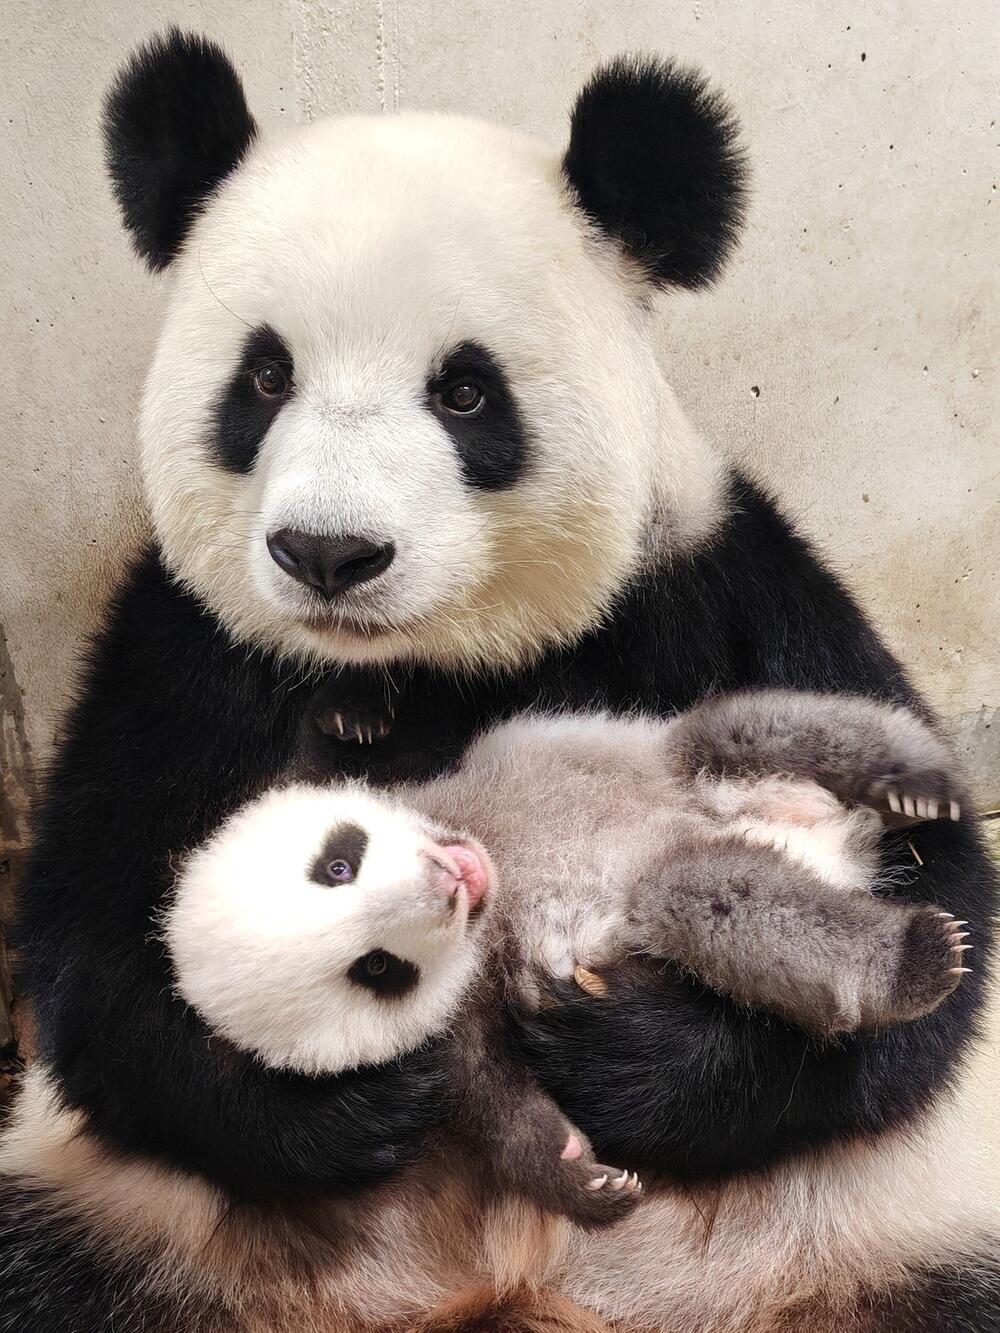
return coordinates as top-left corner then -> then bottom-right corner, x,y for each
428,341 -> 530,490
348,950 -> 420,998
212,325 -> 294,474
310,822 -> 369,887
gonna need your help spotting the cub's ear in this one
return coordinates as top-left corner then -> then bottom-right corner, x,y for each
563,56 -> 747,289
103,28 -> 258,271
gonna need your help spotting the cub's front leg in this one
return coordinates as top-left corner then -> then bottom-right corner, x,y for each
665,689 -> 964,822
453,1013 -> 641,1229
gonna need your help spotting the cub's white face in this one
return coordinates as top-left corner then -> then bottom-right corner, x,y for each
141,113 -> 722,671
164,784 -> 491,1075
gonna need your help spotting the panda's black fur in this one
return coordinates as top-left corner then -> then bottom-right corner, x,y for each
3,27 -> 998,1333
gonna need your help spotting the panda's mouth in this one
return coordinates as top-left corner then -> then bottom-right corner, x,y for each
302,603 -> 416,642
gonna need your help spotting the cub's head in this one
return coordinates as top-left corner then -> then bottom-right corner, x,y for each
164,784 -> 492,1075
106,30 -> 746,670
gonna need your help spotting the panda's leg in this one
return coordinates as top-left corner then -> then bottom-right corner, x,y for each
664,689 -> 964,821
621,838 -> 969,1035
451,1021 -> 641,1229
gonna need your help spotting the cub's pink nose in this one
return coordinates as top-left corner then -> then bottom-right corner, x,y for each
428,841 -> 491,910
442,843 -> 490,909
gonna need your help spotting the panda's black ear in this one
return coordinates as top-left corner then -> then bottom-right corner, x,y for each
103,28 -> 258,271
563,56 -> 747,290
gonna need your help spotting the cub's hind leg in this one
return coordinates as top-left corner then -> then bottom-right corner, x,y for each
622,838 -> 969,1036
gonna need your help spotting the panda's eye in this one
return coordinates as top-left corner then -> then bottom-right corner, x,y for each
366,951 -> 388,976
253,364 -> 290,399
326,859 -> 354,883
441,381 -> 485,416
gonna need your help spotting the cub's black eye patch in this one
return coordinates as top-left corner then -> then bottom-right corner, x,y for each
212,324 -> 294,473
427,341 -> 530,490
310,822 -> 369,887
348,950 -> 420,998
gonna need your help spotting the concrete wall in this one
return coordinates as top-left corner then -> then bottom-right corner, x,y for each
3,1 -> 998,937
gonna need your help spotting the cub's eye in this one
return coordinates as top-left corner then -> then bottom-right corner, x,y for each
310,821 -> 368,887
441,381 -> 485,416
253,364 -> 290,399
348,949 -> 420,997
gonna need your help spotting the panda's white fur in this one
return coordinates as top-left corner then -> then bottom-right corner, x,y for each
141,112 -> 723,672
165,785 -> 487,1075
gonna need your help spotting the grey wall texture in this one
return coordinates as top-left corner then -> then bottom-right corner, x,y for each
2,3 -> 998,1045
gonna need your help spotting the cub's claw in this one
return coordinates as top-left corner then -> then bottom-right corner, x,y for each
588,1166 -> 641,1196
573,964 -> 609,998
868,778 -> 961,825
888,906 -> 972,1024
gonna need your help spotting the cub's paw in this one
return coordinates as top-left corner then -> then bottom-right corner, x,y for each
888,907 -> 971,1023
549,1130 -> 639,1229
863,772 -> 961,824
558,1161 -> 642,1230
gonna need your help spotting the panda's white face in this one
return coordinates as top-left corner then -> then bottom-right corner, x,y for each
164,784 -> 492,1075
141,112 -> 723,671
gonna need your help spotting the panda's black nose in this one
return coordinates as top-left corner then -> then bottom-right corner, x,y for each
266,529 -> 395,599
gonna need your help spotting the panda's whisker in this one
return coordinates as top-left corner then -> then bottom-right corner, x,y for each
196,242 -> 255,331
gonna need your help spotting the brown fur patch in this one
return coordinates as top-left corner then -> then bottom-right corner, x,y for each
412,1284 -> 614,1333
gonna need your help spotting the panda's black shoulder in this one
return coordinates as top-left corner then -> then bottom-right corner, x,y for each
73,545 -> 286,708
31,544 -> 300,814
556,471 -> 915,717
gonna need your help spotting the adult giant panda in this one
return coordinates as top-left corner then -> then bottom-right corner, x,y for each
1,27 -> 997,1333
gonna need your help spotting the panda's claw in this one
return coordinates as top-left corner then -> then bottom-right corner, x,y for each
587,1174 -> 608,1190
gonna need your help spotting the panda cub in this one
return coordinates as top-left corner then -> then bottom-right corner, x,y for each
166,688 -> 968,1228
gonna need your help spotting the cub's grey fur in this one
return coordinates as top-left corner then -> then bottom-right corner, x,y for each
167,689 -> 967,1229
412,690 -> 965,1035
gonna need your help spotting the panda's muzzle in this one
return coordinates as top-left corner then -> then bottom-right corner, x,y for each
267,528 -> 395,600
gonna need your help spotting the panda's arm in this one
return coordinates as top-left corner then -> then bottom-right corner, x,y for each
517,476 -> 997,1181
14,552 -> 448,1198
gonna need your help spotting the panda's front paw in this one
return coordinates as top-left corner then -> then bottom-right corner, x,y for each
315,704 -> 393,745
